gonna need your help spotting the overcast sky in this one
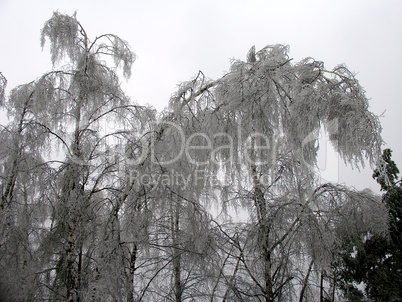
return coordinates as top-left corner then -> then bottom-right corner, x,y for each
0,0 -> 401,192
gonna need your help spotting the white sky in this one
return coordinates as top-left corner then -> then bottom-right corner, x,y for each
1,0 -> 401,192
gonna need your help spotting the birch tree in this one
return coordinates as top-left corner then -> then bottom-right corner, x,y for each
0,78 -> 54,301
153,45 -> 385,301
123,111 -> 220,301
0,12 -> 144,301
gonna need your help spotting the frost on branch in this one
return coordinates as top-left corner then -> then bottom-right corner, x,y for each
300,184 -> 389,268
323,65 -> 383,168
7,82 -> 35,119
30,12 -> 137,141
212,45 -> 382,172
40,12 -> 80,65
111,35 -> 134,79
41,12 -> 135,79
0,72 -> 6,105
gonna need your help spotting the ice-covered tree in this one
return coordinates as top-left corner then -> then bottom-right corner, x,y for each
0,12 -> 147,301
36,12 -> 145,301
0,76 -> 55,300
0,14 -> 389,302
152,45 -> 386,301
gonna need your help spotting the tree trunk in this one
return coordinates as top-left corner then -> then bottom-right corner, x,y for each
65,96 -> 83,302
66,227 -> 77,302
91,267 -> 100,302
263,246 -> 273,302
251,131 -> 273,301
331,272 -> 336,302
126,244 -> 138,302
320,270 -> 324,302
254,184 -> 273,302
0,98 -> 28,211
222,252 -> 241,301
172,198 -> 182,302
77,243 -> 83,302
299,259 -> 314,302
173,252 -> 182,302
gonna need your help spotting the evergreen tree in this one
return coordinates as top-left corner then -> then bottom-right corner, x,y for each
339,149 -> 402,301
